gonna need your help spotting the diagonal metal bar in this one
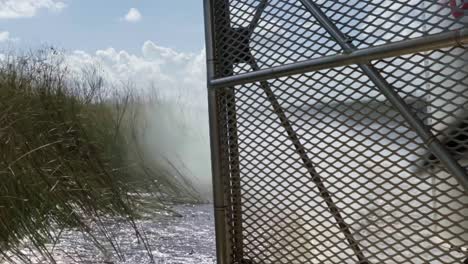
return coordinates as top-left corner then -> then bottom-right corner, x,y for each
249,59 -> 368,264
299,0 -> 468,191
236,2 -> 366,259
209,28 -> 468,89
248,0 -> 268,34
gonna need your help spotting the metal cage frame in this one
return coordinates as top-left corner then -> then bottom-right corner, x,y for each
204,1 -> 468,263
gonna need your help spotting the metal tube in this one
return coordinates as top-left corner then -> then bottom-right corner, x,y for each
204,1 -> 229,264
215,0 -> 246,261
250,60 -> 367,263
361,66 -> 468,189
224,89 -> 245,263
208,89 -> 230,264
209,28 -> 468,89
300,0 -> 468,190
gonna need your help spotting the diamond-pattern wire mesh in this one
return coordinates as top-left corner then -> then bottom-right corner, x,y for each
213,0 -> 342,75
315,0 -> 466,49
209,0 -> 468,263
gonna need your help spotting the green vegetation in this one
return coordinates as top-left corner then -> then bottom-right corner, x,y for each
0,50 -> 201,263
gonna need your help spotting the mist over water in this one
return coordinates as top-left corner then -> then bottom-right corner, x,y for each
140,99 -> 212,200
63,44 -> 213,200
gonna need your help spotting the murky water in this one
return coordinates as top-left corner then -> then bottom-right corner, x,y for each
8,204 -> 216,264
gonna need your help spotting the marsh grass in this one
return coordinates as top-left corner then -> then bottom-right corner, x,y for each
0,50 -> 202,263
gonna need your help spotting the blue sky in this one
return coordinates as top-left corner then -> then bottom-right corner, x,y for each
0,0 -> 208,105
0,0 -> 205,53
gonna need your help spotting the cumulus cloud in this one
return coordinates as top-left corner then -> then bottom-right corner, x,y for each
123,8 -> 142,23
65,41 -> 206,104
0,0 -> 66,19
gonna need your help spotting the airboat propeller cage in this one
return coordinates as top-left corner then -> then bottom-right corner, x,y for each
204,0 -> 468,263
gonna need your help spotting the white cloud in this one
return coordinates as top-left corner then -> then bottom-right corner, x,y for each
123,8 -> 142,23
65,41 -> 206,105
0,0 -> 66,19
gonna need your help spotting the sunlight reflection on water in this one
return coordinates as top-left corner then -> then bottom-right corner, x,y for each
11,204 -> 216,264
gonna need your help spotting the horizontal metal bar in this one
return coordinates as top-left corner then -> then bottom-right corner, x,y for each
209,28 -> 468,89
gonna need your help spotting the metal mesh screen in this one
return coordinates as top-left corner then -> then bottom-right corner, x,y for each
205,0 -> 468,263
315,0 -> 465,48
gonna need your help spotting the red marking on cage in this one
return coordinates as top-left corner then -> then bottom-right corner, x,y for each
451,0 -> 468,18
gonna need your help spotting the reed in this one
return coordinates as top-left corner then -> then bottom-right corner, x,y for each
0,49 -> 201,263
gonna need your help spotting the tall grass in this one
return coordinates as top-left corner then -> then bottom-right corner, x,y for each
0,49 -> 201,263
